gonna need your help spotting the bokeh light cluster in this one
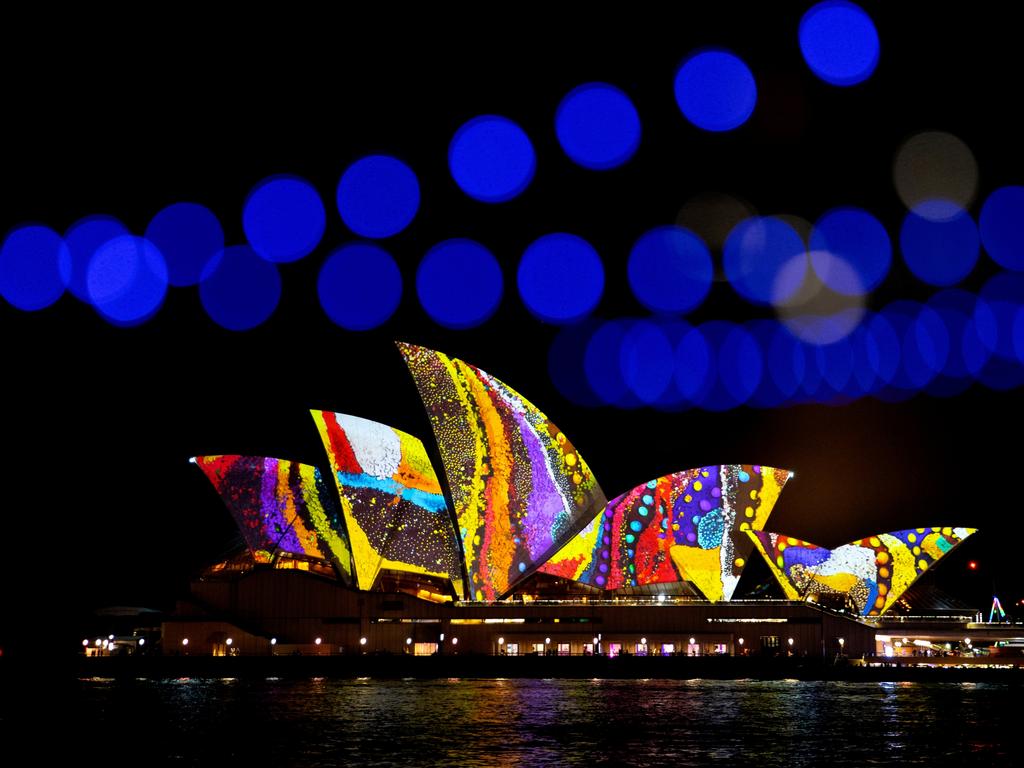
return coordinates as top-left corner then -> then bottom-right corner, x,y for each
6,2 -> 1024,410
549,277 -> 1024,411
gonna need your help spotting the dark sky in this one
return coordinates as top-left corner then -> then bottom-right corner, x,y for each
3,6 -> 1021,649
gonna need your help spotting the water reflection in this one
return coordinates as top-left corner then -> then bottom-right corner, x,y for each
73,678 -> 1020,765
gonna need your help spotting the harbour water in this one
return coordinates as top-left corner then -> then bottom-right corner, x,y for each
66,677 -> 1020,765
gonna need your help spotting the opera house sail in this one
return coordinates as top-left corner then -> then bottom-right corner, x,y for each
312,410 -> 465,598
747,527 -> 977,615
397,342 -> 608,601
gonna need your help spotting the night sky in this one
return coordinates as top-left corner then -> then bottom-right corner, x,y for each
3,6 -> 1021,653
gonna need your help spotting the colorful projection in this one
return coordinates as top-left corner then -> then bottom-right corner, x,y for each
312,410 -> 464,596
540,465 -> 789,600
398,342 -> 607,601
670,465 -> 791,602
194,455 -> 353,581
747,527 -> 978,615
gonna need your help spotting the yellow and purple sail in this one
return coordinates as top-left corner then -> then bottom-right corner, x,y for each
193,454 -> 354,581
398,342 -> 607,601
540,464 -> 791,601
747,527 -> 977,615
312,410 -> 464,597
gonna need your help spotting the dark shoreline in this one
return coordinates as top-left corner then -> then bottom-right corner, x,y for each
57,655 -> 1024,683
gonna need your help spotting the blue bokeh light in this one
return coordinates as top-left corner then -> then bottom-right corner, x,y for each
746,320 -> 791,408
417,239 -> 503,329
627,226 -> 712,314
694,321 -> 763,411
242,175 -> 326,263
1014,308 -> 1024,365
674,323 -> 712,406
620,320 -> 674,405
863,311 -> 901,390
810,207 -> 890,294
200,245 -> 282,331
814,336 -> 854,397
910,305 -> 950,388
972,272 -> 1024,390
926,290 -> 986,396
766,323 -> 807,403
674,49 -> 757,132
518,233 -> 604,324
549,319 -> 604,408
0,224 -> 70,311
900,204 -> 979,287
318,243 -> 402,331
145,202 -> 224,287
979,185 -> 1024,271
64,215 -> 129,302
86,235 -> 168,325
799,1 -> 880,87
643,319 -> 693,411
555,82 -> 641,170
846,322 -> 878,397
724,217 -> 806,305
336,155 -> 420,239
585,319 -> 642,408
448,115 -> 536,203
878,301 -> 947,395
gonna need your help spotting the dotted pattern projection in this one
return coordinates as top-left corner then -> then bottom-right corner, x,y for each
398,342 -> 607,601
748,526 -> 977,615
541,465 -> 791,602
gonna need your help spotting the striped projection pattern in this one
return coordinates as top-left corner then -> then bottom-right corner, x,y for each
399,342 -> 607,601
747,527 -> 978,615
194,454 -> 353,581
312,410 -> 464,596
540,465 -> 790,601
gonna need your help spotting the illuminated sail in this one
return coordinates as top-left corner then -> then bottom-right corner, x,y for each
747,527 -> 978,615
668,465 -> 790,602
194,454 -> 353,580
312,410 -> 464,597
399,342 -> 607,600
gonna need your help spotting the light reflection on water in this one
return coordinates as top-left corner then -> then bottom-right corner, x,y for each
72,678 -> 1019,766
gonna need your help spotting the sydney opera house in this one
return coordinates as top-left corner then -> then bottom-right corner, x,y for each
162,343 -> 977,660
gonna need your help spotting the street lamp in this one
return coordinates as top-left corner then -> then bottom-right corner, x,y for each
314,637 -> 322,646
360,637 -> 367,646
